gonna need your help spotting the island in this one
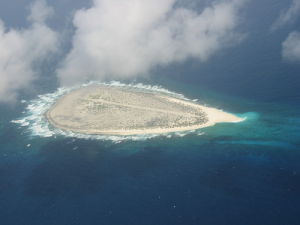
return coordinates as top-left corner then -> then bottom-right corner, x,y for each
46,84 -> 243,135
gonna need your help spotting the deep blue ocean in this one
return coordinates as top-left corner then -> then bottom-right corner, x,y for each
1,1 -> 300,225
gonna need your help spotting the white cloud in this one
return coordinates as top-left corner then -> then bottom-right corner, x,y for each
271,0 -> 300,31
58,0 -> 246,86
0,0 -> 58,103
282,31 -> 300,62
28,0 -> 54,23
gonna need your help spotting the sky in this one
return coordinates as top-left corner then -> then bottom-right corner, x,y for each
0,0 -> 300,103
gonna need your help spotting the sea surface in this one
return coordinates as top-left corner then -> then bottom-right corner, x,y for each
1,76 -> 300,225
1,2 -> 300,224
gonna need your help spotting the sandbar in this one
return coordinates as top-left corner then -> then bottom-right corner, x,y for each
46,85 -> 243,136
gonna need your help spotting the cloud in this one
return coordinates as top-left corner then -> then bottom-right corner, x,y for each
274,1 -> 300,62
28,0 -> 54,23
282,31 -> 300,62
271,0 -> 300,31
0,0 -> 58,103
57,0 -> 246,86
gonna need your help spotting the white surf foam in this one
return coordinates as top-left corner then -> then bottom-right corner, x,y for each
11,81 -> 220,142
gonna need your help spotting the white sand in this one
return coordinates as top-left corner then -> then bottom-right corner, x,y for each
46,85 -> 243,136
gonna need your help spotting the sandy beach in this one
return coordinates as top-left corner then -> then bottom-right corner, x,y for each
46,85 -> 243,136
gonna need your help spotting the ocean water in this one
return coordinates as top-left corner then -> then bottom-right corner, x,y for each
1,1 -> 300,224
1,77 -> 300,225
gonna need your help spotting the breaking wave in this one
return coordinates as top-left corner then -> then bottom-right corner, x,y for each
11,81 -> 205,143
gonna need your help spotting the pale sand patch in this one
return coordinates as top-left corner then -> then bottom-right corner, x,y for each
46,85 -> 244,136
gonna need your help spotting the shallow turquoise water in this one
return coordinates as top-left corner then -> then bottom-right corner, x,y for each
1,0 -> 300,224
1,78 -> 300,225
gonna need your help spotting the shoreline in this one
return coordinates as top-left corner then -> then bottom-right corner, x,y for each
45,85 -> 244,136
